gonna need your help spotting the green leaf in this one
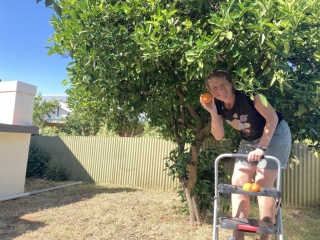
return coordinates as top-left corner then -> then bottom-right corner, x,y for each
314,108 -> 320,115
244,24 -> 260,30
284,42 -> 290,54
309,127 -> 317,135
157,4 -> 160,17
295,105 -> 306,116
61,79 -> 69,87
53,2 -> 62,17
283,81 -> 293,89
264,22 -> 275,28
188,35 -> 193,46
259,33 -> 265,45
226,31 -> 233,40
186,57 -> 195,62
148,24 -> 152,35
45,0 -> 54,7
270,73 -> 277,86
314,50 -> 320,59
144,21 -> 159,27
266,41 -> 277,50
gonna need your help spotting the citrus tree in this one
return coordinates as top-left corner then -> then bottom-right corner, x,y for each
42,0 -> 320,224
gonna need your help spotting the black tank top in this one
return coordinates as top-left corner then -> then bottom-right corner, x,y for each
215,90 -> 283,141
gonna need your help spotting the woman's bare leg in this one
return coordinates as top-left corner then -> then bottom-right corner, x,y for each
231,164 -> 256,240
255,168 -> 278,240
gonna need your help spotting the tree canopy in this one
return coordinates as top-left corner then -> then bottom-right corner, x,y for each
47,0 -> 320,145
44,0 -> 320,224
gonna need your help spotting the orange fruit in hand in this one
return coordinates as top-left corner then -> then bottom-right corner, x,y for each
201,93 -> 212,103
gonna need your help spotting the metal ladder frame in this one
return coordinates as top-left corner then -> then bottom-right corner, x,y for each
212,153 -> 283,240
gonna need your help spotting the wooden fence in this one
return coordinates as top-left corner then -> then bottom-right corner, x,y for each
30,136 -> 320,207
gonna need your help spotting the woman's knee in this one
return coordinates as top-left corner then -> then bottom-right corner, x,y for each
231,166 -> 256,185
255,169 -> 278,187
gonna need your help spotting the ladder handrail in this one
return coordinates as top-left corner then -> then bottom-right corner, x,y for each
214,154 -> 282,198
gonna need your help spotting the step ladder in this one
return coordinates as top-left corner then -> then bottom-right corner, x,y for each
212,154 -> 283,240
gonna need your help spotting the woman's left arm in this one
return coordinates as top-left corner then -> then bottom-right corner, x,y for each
247,94 -> 279,161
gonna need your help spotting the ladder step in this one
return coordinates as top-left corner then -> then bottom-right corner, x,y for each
219,217 -> 277,234
218,184 -> 282,198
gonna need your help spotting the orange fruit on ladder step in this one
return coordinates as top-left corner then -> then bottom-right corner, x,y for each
242,183 -> 252,191
242,182 -> 260,192
251,183 -> 260,192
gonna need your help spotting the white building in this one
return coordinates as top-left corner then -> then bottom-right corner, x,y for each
42,95 -> 71,123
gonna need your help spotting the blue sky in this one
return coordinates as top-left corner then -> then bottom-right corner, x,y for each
0,1 -> 70,95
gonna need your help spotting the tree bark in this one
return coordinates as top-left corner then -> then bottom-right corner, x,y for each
180,141 -> 203,225
184,188 -> 197,225
183,119 -> 214,224
192,195 -> 201,224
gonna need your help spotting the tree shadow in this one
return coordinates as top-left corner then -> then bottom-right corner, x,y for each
0,181 -> 140,239
30,136 -> 95,182
0,135 -> 146,239
0,216 -> 46,240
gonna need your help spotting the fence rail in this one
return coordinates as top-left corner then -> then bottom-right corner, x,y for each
30,136 -> 320,207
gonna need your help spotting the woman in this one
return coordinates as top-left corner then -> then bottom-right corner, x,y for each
200,70 -> 291,240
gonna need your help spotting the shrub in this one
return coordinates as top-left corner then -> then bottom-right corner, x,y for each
40,126 -> 66,136
45,159 -> 68,181
27,141 -> 68,181
26,142 -> 51,178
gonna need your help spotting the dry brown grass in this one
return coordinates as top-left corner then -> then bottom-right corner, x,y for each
0,179 -> 319,240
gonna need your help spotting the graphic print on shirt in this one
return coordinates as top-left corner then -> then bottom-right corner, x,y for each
226,113 -> 251,136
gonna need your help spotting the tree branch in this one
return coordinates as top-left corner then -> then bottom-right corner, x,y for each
176,88 -> 201,120
254,55 -> 268,76
164,63 -> 175,81
181,105 -> 186,141
186,123 -> 198,132
171,111 -> 182,146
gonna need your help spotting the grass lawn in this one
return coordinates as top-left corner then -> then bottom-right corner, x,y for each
0,179 -> 319,240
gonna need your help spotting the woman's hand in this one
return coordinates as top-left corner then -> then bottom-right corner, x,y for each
199,95 -> 217,113
248,148 -> 265,161
200,93 -> 225,140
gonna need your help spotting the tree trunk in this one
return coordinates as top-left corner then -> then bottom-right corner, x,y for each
181,143 -> 202,225
192,194 -> 201,223
185,188 -> 196,225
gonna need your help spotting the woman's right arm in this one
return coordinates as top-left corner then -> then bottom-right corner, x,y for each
210,111 -> 224,140
200,96 -> 225,140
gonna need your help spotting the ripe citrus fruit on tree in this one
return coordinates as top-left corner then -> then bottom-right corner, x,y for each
201,93 -> 212,103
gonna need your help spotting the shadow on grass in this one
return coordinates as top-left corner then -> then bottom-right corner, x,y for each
0,180 -> 140,240
0,216 -> 46,240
